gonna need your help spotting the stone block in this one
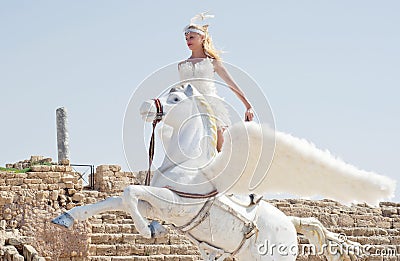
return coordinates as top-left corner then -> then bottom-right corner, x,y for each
66,203 -> 75,210
47,172 -> 62,178
39,165 -> 51,172
24,178 -> 43,184
382,207 -> 398,217
14,254 -> 25,261
23,244 -> 38,260
170,245 -> 189,255
65,182 -> 74,189
50,190 -> 59,201
61,175 -> 76,183
27,184 -> 40,190
114,172 -> 127,178
122,234 -> 137,243
109,165 -> 121,172
95,244 -> 116,256
91,234 -> 110,244
120,224 -> 134,234
96,165 -> 110,172
53,165 -> 67,172
30,165 -> 42,172
35,191 -> 49,201
0,220 -> 6,230
115,244 -> 134,256
354,214 -> 376,227
48,184 -> 59,190
0,193 -> 13,205
38,184 -> 48,190
60,159 -> 70,166
102,171 -> 115,178
376,220 -> 392,229
0,186 -> 10,191
6,178 -> 24,186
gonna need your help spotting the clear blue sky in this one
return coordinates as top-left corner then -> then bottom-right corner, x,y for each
1,1 -> 399,202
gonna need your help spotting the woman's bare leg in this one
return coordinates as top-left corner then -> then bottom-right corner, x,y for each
217,127 -> 226,152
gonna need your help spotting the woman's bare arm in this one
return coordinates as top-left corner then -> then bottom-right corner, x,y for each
213,60 -> 254,120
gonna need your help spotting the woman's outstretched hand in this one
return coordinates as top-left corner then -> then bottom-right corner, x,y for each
245,108 -> 254,121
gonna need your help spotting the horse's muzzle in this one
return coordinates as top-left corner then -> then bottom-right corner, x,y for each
139,99 -> 164,123
140,100 -> 157,122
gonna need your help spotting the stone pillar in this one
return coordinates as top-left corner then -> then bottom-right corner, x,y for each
56,107 -> 70,165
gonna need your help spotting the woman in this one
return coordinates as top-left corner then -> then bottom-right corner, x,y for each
178,13 -> 254,152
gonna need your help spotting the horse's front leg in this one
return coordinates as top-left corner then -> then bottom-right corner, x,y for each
121,185 -> 179,238
52,196 -> 125,228
121,185 -> 201,239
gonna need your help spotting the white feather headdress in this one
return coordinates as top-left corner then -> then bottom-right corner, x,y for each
183,11 -> 214,35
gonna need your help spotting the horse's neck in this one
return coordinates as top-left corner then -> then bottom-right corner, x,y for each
160,100 -> 216,169
160,119 -> 204,168
173,121 -> 203,158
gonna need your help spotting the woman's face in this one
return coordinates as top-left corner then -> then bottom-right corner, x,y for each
185,32 -> 204,51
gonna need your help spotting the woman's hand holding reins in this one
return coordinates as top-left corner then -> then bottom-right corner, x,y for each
245,107 -> 254,121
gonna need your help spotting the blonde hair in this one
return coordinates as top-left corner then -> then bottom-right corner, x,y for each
186,24 -> 222,61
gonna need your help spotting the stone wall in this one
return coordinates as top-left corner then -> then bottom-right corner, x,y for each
92,165 -> 147,195
0,158 -> 91,260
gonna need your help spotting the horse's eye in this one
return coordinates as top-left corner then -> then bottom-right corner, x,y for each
174,97 -> 179,102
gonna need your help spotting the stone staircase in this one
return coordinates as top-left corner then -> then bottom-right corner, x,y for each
275,200 -> 400,261
85,199 -> 400,261
87,212 -> 201,261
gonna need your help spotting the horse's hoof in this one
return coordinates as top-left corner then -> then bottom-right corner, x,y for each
149,220 -> 168,238
52,212 -> 74,229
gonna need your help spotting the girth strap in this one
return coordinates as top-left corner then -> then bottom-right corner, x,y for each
177,199 -> 215,233
165,186 -> 218,199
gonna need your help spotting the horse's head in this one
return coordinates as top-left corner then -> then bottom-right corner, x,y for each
140,83 -> 218,165
139,83 -> 200,128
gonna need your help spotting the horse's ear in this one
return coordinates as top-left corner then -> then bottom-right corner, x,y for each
184,84 -> 193,97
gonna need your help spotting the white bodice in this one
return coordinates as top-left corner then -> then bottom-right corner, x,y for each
178,58 -> 217,95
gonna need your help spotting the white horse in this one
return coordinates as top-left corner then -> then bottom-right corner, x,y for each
53,84 -> 395,261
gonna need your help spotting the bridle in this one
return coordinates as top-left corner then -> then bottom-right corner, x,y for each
145,98 -> 163,186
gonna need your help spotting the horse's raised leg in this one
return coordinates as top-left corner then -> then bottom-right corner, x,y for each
121,186 -> 153,238
122,186 -> 188,238
52,196 -> 125,228
121,185 -> 201,239
53,185 -> 201,240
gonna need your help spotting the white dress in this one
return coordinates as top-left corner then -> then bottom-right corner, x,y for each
178,57 -> 231,128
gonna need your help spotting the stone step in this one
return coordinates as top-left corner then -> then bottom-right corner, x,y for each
90,233 -> 191,245
91,223 -> 139,234
89,244 -> 199,257
332,227 -> 400,236
89,255 -> 201,261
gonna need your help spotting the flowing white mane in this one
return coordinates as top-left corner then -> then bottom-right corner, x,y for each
206,122 -> 395,206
